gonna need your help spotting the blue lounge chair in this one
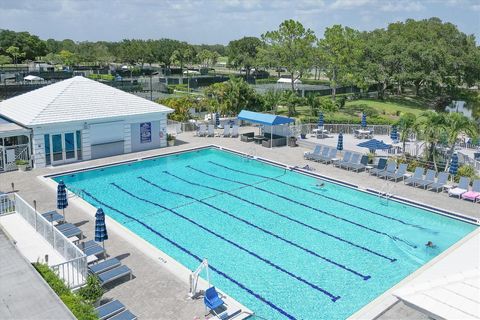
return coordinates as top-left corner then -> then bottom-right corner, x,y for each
56,224 -> 82,238
56,223 -> 76,232
96,300 -> 125,320
349,155 -> 369,172
42,210 -> 64,223
427,172 -> 449,192
405,167 -> 425,186
377,162 -> 397,179
83,244 -> 105,257
320,148 -> 338,164
335,151 -> 351,168
369,158 -> 388,176
304,145 -> 322,160
415,169 -> 436,189
204,286 -> 225,312
77,240 -> 98,250
89,258 -> 121,275
310,147 -> 330,162
109,310 -> 137,320
385,163 -> 408,182
97,265 -> 132,286
343,153 -> 360,170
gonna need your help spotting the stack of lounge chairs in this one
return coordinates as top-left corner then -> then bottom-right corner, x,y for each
304,146 -> 337,164
89,257 -> 133,287
96,299 -> 137,320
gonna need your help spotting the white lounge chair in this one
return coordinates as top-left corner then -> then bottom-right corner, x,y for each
207,125 -> 215,137
197,124 -> 207,137
305,145 -> 322,160
448,177 -> 470,198
222,126 -> 230,137
231,125 -> 239,138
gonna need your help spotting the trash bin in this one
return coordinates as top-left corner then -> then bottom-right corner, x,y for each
288,137 -> 297,147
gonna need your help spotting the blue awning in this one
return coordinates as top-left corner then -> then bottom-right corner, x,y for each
237,110 -> 294,126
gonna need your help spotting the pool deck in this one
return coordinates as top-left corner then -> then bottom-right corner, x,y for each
0,127 -> 478,319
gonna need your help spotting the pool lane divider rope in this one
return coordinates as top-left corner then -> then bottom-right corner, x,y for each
160,172 -> 396,264
208,161 -> 428,231
187,165 -> 418,249
110,182 -> 341,302
80,190 -> 298,319
138,176 -> 372,280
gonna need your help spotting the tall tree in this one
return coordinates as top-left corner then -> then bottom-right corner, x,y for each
6,46 -> 25,66
396,113 -> 417,154
416,111 -> 447,171
443,112 -> 479,170
227,36 -> 263,77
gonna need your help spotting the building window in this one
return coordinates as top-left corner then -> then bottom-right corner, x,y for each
44,134 -> 51,165
76,130 -> 82,160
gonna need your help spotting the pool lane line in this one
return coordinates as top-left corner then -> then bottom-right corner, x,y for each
139,176 -> 372,280
208,161 -> 428,231
161,172 -> 396,263
80,190 -> 298,319
110,182 -> 341,302
187,165 -> 418,249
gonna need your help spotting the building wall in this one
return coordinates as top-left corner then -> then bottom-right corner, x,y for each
130,120 -> 161,152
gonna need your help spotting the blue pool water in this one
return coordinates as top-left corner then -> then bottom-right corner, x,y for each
54,148 -> 477,319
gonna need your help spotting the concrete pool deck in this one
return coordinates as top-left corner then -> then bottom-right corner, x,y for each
0,127 -> 478,319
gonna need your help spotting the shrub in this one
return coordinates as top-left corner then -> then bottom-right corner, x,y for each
455,165 -> 479,183
318,97 -> 338,112
15,159 -> 29,166
77,275 -> 104,305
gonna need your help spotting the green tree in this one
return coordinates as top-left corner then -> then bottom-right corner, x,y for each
58,50 -> 77,66
227,37 -> 263,77
6,46 -> 25,66
262,20 -> 316,101
261,89 -> 282,113
0,55 -> 12,65
395,113 -> 417,154
443,112 -> 479,170
416,111 -> 447,171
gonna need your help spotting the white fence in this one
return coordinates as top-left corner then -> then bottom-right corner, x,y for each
0,193 -> 15,214
9,195 -> 87,288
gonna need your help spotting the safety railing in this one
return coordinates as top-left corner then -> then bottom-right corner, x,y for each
0,193 -> 15,215
13,195 -> 87,288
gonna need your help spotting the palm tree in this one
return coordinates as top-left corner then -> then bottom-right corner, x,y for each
416,111 -> 447,171
396,113 -> 417,154
443,112 -> 479,170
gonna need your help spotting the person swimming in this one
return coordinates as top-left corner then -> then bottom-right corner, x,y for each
316,179 -> 325,187
425,241 -> 436,248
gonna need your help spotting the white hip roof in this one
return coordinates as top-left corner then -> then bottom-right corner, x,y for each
0,76 -> 172,127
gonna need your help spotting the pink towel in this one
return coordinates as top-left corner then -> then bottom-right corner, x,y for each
461,191 -> 480,201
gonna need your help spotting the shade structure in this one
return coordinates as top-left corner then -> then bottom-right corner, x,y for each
361,113 -> 367,128
337,133 -> 343,151
215,112 -> 220,127
449,153 -> 458,175
237,110 -> 295,126
95,208 -> 108,245
318,113 -> 324,128
57,180 -> 68,219
357,139 -> 391,153
390,126 -> 398,142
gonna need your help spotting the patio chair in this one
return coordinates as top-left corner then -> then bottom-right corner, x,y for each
89,258 -> 121,275
221,126 -> 230,137
231,125 -> 239,138
461,179 -> 480,202
96,300 -> 125,320
304,145 -> 322,160
109,310 -> 137,320
321,148 -> 338,164
415,169 -> 437,189
204,286 -> 225,313
448,177 -> 470,198
335,151 -> 352,168
56,223 -> 82,238
404,167 -> 425,186
377,162 -> 397,179
197,124 -> 207,137
207,125 -> 215,137
343,153 -> 361,170
349,155 -> 369,172
83,243 -> 105,258
97,265 -> 132,286
427,172 -> 449,192
369,158 -> 388,176
310,146 -> 330,162
385,163 -> 408,182
41,210 -> 64,224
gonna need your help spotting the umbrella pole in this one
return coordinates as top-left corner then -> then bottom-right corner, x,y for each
63,208 -> 65,221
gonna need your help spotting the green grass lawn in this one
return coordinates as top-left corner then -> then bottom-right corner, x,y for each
346,97 -> 429,117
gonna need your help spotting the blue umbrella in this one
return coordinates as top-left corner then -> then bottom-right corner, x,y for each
390,126 -> 398,142
215,112 -> 220,128
337,132 -> 343,151
361,113 -> 367,128
318,113 -> 324,128
449,153 -> 458,176
357,139 -> 391,154
57,180 -> 68,219
95,208 -> 108,248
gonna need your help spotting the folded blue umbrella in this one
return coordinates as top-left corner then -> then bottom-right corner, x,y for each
57,180 -> 68,219
337,133 -> 343,151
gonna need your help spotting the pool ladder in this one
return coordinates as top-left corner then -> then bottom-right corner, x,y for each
244,146 -> 256,161
378,181 -> 395,204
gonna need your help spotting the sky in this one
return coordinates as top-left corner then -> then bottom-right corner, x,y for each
1,0 -> 479,44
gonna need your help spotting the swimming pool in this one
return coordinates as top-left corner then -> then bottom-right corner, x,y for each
54,147 -> 477,319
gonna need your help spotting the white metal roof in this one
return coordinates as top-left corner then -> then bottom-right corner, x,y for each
0,76 -> 172,127
277,78 -> 302,84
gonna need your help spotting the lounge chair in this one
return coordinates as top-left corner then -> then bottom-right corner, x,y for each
197,124 -> 206,137
96,300 -> 126,320
89,258 -> 122,275
41,210 -> 64,224
56,223 -> 76,232
377,162 -> 397,179
427,172 -> 449,192
221,126 -> 230,137
97,265 -> 132,286
207,125 -> 215,137
56,223 -> 82,238
320,148 -> 338,164
335,151 -> 352,168
231,125 -> 239,138
343,153 -> 360,170
310,146 -> 330,162
415,169 -> 436,189
304,145 -> 322,160
204,287 -> 225,313
109,310 -> 137,320
385,163 -> 408,182
448,177 -> 470,198
349,155 -> 369,172
83,244 -> 105,258
461,179 -> 480,202
369,158 -> 388,176
77,240 -> 97,250
404,167 -> 425,186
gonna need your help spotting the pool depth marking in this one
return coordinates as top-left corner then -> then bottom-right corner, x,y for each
138,176 -> 372,280
80,190 -> 298,319
111,182 -> 342,301
187,165 -> 417,249
209,161 -> 429,231
161,172 -> 396,263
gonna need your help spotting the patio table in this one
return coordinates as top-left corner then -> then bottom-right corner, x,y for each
253,135 -> 265,144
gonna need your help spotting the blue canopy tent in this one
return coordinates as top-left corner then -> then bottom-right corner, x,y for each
237,110 -> 295,148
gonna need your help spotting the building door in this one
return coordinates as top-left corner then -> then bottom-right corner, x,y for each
49,132 -> 78,165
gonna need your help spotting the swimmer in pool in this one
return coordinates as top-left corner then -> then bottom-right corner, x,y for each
317,179 -> 325,187
425,241 -> 436,248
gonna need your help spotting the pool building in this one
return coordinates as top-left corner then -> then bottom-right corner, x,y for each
0,76 -> 172,170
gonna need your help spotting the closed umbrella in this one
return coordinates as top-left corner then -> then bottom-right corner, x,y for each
318,113 -> 324,128
337,132 -> 343,151
57,180 -> 68,220
390,126 -> 398,142
449,153 -> 458,176
215,112 -> 220,128
357,139 -> 391,154
95,208 -> 108,248
361,113 -> 367,128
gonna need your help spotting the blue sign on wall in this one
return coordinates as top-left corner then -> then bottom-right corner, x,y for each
140,122 -> 152,143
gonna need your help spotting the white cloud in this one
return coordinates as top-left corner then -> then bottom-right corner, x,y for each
380,1 -> 425,12
329,0 -> 374,9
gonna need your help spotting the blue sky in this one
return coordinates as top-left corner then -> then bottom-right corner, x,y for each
1,0 -> 479,44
